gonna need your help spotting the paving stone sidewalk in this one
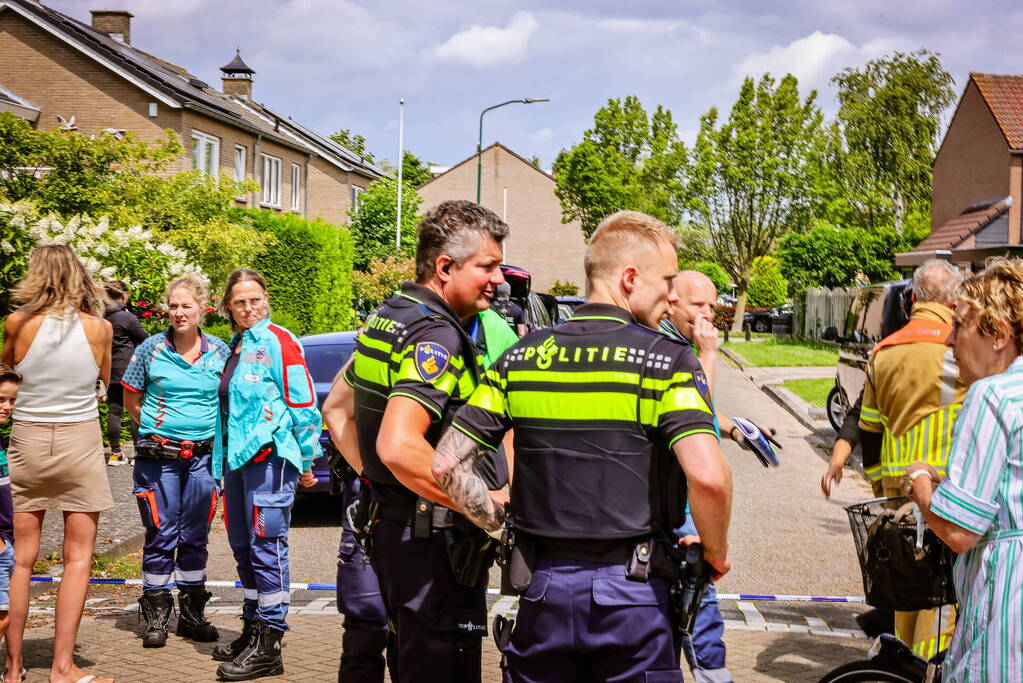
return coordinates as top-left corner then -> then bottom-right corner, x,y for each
6,586 -> 873,682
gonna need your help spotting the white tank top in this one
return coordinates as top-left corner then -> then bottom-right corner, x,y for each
13,311 -> 100,422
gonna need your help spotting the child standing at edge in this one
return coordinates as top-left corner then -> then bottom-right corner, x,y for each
0,364 -> 21,679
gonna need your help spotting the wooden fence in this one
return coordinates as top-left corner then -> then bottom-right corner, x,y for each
801,287 -> 857,341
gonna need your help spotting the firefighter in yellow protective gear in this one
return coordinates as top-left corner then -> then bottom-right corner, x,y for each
859,259 -> 966,660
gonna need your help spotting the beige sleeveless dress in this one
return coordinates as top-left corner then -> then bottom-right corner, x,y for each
8,311 -> 113,512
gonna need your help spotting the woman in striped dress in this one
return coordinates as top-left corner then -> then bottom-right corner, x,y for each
906,257 -> 1023,681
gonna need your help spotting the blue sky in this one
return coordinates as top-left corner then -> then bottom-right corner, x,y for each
51,0 -> 1023,170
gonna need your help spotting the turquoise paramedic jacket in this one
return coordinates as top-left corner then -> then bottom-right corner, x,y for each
213,317 -> 322,479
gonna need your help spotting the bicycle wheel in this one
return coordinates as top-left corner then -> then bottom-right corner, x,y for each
817,659 -> 918,683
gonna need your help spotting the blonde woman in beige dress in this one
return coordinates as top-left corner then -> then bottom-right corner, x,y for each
0,245 -> 115,683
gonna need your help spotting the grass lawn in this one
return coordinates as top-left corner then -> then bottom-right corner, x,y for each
782,377 -> 833,408
722,339 -> 838,367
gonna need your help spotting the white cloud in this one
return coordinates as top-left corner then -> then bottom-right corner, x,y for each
732,31 -> 901,93
431,11 -> 539,67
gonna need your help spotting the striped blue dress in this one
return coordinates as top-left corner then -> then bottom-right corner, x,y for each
930,356 -> 1023,681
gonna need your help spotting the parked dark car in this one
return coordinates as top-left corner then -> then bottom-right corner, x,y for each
821,280 -> 913,431
500,264 -> 558,330
743,302 -> 793,333
556,295 -> 586,321
298,330 -> 358,494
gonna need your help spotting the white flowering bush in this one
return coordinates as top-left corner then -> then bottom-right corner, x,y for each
1,201 -> 205,326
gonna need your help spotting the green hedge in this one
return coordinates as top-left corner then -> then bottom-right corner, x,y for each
229,209 -> 355,335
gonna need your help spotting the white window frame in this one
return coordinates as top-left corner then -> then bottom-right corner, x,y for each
191,130 -> 220,176
350,184 -> 365,213
290,163 -> 302,211
260,153 -> 282,207
234,145 -> 247,200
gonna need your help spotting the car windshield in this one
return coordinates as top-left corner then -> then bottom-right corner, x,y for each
304,344 -> 354,384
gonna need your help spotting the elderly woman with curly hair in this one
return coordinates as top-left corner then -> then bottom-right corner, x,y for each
906,257 -> 1023,681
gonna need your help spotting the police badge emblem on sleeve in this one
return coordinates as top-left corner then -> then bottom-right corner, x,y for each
415,342 -> 450,382
694,370 -> 712,408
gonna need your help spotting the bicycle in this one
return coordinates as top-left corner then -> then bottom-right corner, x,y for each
818,633 -> 944,682
817,497 -> 956,683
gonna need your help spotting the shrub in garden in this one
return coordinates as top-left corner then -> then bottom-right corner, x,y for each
232,209 -> 355,335
548,280 -> 580,296
0,201 -> 204,328
353,256 -> 416,316
693,262 -> 730,294
747,256 -> 788,308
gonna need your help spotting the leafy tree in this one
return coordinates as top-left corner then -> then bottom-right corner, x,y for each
683,74 -> 822,330
775,218 -> 929,292
0,112 -> 181,218
548,279 -> 579,296
747,256 -> 788,307
692,262 -> 730,294
347,176 -> 421,270
529,155 -> 542,169
353,256 -> 415,314
400,151 -> 434,188
828,50 -> 955,231
553,96 -> 688,238
330,128 -> 375,163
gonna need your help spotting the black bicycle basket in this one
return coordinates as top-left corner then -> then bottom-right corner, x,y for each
845,496 -> 957,611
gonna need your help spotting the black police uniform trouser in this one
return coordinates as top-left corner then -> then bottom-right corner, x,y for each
369,518 -> 488,683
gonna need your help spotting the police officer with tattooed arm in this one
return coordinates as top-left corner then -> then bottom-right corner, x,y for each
433,210 -> 733,682
323,200 -> 512,683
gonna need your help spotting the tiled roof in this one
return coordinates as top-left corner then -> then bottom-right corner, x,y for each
973,73 -> 1023,150
912,197 -> 1012,251
3,0 -> 381,178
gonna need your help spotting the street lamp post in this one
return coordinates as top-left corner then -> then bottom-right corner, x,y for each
476,97 -> 549,204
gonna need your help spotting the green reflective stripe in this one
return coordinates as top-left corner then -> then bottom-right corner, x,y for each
452,421 -> 498,451
658,386 -> 712,415
668,428 -> 718,448
395,357 -> 459,395
353,354 -> 389,386
508,390 -> 637,421
468,383 -> 507,414
508,369 -> 640,385
483,368 -> 506,388
860,406 -> 882,423
641,372 -> 694,392
570,315 -> 630,323
880,404 -> 959,477
864,463 -> 882,481
390,391 -> 442,419
358,334 -> 393,354
457,370 -> 477,398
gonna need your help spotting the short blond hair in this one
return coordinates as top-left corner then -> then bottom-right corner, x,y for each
166,274 -> 209,311
959,257 -> 1023,350
584,211 -> 680,292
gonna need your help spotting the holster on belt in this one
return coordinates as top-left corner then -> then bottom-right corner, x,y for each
669,541 -> 712,637
498,524 -> 535,595
349,485 -> 378,556
445,515 -> 498,588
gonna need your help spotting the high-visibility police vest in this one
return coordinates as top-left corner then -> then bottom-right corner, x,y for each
345,282 -> 507,503
452,303 -> 718,540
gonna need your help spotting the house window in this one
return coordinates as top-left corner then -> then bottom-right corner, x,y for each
191,131 -> 220,176
291,164 -> 301,211
350,184 -> 365,212
260,154 -> 281,207
234,145 -> 246,183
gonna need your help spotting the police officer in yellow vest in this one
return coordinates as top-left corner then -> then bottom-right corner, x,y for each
859,258 -> 966,658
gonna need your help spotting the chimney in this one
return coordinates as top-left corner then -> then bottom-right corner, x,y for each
220,49 -> 255,100
90,10 -> 133,44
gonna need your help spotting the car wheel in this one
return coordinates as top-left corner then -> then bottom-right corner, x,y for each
753,318 -> 770,333
827,385 -> 846,432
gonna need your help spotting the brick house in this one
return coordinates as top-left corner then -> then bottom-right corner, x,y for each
418,143 -> 587,293
897,73 -> 1023,268
0,0 -> 382,225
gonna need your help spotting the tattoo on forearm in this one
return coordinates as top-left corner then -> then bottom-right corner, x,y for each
433,430 -> 506,531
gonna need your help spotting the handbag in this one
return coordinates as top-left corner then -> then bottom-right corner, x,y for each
860,501 -> 957,611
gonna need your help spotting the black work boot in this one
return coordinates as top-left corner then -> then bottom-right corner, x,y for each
216,619 -> 285,681
212,618 -> 257,662
138,589 -> 173,648
176,586 -> 220,642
